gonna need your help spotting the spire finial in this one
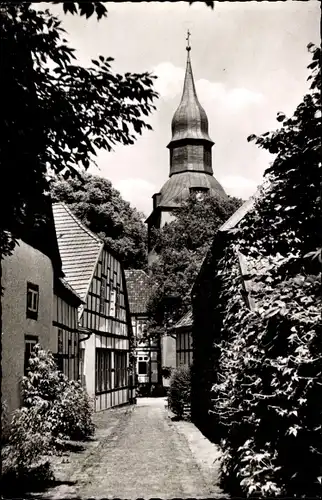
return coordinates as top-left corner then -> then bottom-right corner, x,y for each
186,29 -> 191,52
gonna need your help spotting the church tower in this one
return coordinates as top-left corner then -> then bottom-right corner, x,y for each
146,34 -> 227,265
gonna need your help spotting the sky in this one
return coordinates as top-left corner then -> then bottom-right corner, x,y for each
43,1 -> 320,215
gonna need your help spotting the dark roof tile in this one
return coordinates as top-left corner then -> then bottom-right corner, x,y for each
124,269 -> 151,315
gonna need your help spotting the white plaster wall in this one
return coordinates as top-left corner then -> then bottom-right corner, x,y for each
161,335 -> 177,387
81,333 -> 96,403
1,240 -> 54,416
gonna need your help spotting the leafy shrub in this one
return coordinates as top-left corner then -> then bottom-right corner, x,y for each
1,399 -> 10,445
22,344 -> 95,443
4,405 -> 52,468
2,344 -> 95,488
168,365 -> 191,418
47,380 -> 95,441
1,405 -> 53,489
22,343 -> 67,405
2,442 -> 54,493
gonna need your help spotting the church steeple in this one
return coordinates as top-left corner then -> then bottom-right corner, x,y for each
167,32 -> 214,177
146,33 -> 226,263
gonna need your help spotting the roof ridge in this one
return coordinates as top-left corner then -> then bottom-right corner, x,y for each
53,202 -> 103,245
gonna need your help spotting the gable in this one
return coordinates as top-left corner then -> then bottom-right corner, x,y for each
52,203 -> 103,300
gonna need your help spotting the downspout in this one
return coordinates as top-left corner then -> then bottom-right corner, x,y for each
78,326 -> 92,343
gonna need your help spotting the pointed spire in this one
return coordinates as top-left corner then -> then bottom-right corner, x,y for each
168,34 -> 213,146
186,29 -> 191,52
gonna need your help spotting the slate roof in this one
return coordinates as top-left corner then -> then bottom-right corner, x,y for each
124,269 -> 151,315
173,308 -> 193,330
52,203 -> 103,300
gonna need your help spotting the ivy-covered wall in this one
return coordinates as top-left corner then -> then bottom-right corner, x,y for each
191,43 -> 321,498
191,233 -> 228,442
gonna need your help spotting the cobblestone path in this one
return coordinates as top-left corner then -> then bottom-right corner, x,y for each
33,398 -> 224,499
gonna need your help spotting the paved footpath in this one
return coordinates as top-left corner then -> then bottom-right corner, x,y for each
34,397 -> 225,499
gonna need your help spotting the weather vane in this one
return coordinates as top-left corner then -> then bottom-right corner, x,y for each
186,29 -> 191,52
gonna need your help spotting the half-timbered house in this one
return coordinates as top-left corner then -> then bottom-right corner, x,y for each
53,276 -> 84,381
53,203 -> 133,411
172,308 -> 193,367
125,269 -> 161,389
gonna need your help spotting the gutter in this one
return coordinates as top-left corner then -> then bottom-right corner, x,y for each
78,326 -> 92,343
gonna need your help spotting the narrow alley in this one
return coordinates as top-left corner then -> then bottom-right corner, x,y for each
33,398 -> 225,500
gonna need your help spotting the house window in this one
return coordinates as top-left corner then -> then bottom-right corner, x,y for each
95,349 -> 112,393
99,277 -> 107,314
115,351 -> 128,388
26,282 -> 39,320
137,319 -> 147,339
24,335 -> 38,374
115,285 -> 121,318
110,289 -> 116,317
138,360 -> 148,375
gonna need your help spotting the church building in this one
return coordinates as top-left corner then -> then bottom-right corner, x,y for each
146,36 -> 227,265
146,35 -> 228,373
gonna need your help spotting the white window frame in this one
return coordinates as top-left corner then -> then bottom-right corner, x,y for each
26,282 -> 39,319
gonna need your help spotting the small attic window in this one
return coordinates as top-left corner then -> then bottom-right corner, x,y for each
189,187 -> 209,201
26,282 -> 39,320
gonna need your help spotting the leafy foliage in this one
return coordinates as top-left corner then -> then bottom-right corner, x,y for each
1,400 -> 10,446
50,174 -> 148,269
4,406 -> 52,471
22,344 -> 95,442
46,380 -> 95,441
2,344 -> 95,489
168,365 -> 191,418
189,0 -> 214,8
193,44 -> 321,497
147,193 -> 241,334
52,1 -> 108,20
0,3 -> 157,258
